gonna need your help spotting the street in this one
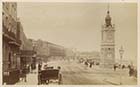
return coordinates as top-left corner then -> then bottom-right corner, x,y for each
16,60 -> 137,85
2,2 -> 137,86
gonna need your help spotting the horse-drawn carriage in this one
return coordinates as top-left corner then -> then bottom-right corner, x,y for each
38,66 -> 62,85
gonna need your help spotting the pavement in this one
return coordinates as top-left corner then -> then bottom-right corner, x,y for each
15,60 -> 137,85
15,70 -> 38,85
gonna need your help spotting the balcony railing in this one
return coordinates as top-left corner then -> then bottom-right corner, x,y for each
3,24 -> 21,45
3,24 -> 16,39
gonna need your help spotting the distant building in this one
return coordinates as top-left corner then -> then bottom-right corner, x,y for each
65,48 -> 75,60
47,42 -> 65,57
30,39 -> 49,62
2,2 -> 21,84
30,39 -> 66,62
76,51 -> 100,62
33,39 -> 49,57
100,9 -> 115,68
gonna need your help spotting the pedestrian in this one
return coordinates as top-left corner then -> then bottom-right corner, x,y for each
85,61 -> 88,66
122,64 -> 125,69
129,67 -> 133,76
84,61 -> 88,69
134,68 -> 137,77
21,65 -> 27,82
128,65 -> 134,77
38,63 -> 42,72
113,64 -> 117,71
89,62 -> 93,68
57,66 -> 62,84
26,64 -> 30,73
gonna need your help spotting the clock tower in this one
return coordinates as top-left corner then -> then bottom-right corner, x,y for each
101,9 -> 115,68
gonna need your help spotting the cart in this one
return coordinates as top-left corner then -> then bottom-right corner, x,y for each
38,68 -> 62,85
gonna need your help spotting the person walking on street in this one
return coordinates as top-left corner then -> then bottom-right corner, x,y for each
89,62 -> 93,68
128,65 -> 134,77
84,61 -> 88,69
113,64 -> 117,71
122,64 -> 125,69
21,65 -> 27,82
38,63 -> 42,72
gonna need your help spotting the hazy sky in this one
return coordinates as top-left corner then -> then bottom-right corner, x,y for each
17,3 -> 137,63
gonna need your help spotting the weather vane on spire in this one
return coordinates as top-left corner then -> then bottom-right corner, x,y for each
107,3 -> 110,14
105,3 -> 112,27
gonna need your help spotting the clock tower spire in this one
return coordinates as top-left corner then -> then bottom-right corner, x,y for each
105,3 -> 112,27
101,4 -> 115,68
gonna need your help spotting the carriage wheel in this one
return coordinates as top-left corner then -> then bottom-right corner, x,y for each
38,82 -> 41,85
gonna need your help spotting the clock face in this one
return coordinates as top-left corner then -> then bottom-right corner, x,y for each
107,52 -> 112,58
107,32 -> 113,41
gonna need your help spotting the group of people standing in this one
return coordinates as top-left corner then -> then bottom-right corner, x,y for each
113,64 -> 137,77
81,59 -> 137,78
84,61 -> 95,68
128,65 -> 137,77
113,64 -> 126,71
78,58 -> 100,69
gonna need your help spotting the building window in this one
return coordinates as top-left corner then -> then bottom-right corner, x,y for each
2,12 -> 5,26
12,4 -> 14,8
6,3 -> 9,10
2,12 -> 4,15
5,16 -> 8,28
8,53 -> 11,68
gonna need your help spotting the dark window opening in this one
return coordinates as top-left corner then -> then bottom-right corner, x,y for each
8,52 -> 11,68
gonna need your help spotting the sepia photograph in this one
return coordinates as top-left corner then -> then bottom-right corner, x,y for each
2,1 -> 137,85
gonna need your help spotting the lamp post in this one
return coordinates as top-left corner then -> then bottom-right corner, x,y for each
32,42 -> 37,70
119,46 -> 124,85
